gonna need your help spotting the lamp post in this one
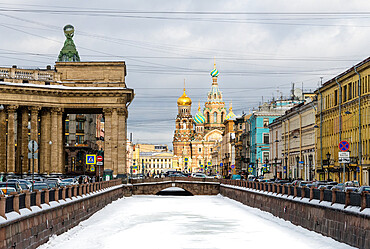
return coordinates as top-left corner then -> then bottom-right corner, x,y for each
20,155 -> 23,179
308,154 -> 313,181
326,152 -> 331,181
295,156 -> 299,180
284,156 -> 288,180
274,157 -> 278,179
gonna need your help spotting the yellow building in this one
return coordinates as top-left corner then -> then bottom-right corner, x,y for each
132,144 -> 170,174
315,57 -> 370,185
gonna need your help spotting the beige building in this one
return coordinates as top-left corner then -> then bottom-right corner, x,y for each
269,97 -> 316,180
0,25 -> 134,177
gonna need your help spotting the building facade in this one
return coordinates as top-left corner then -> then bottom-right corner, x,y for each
315,57 -> 370,185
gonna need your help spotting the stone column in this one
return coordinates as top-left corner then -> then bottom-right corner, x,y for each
58,111 -> 65,174
0,107 -> 6,173
111,108 -> 118,175
6,105 -> 18,174
21,109 -> 29,175
40,108 -> 51,175
50,108 -> 59,174
103,108 -> 113,171
29,106 -> 40,173
117,107 -> 127,175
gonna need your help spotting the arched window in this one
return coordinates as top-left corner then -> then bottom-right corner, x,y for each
207,112 -> 210,123
221,112 -> 224,123
213,112 -> 217,123
214,93 -> 216,99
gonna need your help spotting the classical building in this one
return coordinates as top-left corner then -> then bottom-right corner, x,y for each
220,105 -> 237,176
132,144 -> 172,175
315,57 -> 370,185
173,64 -> 233,173
0,25 -> 134,177
269,97 -> 316,181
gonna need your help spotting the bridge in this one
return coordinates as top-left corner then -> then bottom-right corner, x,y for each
0,178 -> 369,249
131,177 -> 220,195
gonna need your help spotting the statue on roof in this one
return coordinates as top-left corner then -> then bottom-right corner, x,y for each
57,24 -> 80,62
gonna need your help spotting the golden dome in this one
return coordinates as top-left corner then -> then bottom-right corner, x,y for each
177,89 -> 192,106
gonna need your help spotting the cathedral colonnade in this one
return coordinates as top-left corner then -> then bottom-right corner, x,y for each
0,61 -> 134,177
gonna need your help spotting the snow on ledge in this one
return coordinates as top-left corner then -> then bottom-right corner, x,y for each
0,184 -> 123,226
221,184 -> 370,217
132,180 -> 220,186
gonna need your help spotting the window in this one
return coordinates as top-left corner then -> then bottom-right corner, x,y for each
213,112 -> 217,123
348,82 -> 352,100
198,147 -> 202,153
221,112 -> 224,123
65,121 -> 69,131
199,160 -> 202,165
76,121 -> 84,131
343,85 -> 347,102
263,118 -> 269,128
76,135 -> 84,144
262,152 -> 269,162
334,90 -> 338,106
263,133 -> 269,144
207,112 -> 210,123
210,148 -> 213,152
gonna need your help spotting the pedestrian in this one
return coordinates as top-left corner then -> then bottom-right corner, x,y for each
78,176 -> 82,184
84,176 -> 88,184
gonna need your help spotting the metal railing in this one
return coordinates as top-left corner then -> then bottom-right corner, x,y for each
0,179 -> 122,218
221,179 -> 369,211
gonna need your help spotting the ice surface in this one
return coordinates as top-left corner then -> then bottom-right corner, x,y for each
37,195 -> 355,249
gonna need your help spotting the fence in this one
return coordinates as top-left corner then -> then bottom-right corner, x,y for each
220,179 -> 370,211
0,179 -> 122,218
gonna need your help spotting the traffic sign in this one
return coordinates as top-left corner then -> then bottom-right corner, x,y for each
339,140 -> 350,152
230,165 -> 235,169
338,152 -> 350,158
248,168 -> 253,173
28,140 -> 38,152
86,154 -> 96,164
90,166 -> 95,172
339,158 -> 350,163
97,161 -> 103,166
220,163 -> 223,167
184,157 -> 189,162
200,164 -> 204,168
207,162 -> 211,166
97,156 -> 103,162
28,152 -> 38,159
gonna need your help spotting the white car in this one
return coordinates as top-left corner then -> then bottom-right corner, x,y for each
192,173 -> 207,178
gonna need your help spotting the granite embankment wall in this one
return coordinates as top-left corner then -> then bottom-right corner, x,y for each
0,183 -> 132,249
220,184 -> 369,249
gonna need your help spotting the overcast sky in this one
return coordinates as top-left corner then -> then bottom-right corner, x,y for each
1,0 -> 370,147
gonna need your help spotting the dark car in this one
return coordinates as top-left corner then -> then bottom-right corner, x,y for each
274,179 -> 290,184
0,182 -> 21,193
31,183 -> 49,191
168,172 -> 186,177
357,186 -> 370,194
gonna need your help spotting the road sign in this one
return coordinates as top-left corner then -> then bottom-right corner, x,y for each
220,163 -> 223,167
90,166 -> 95,172
230,164 -> 235,169
248,168 -> 253,173
299,161 -> 304,164
184,157 -> 189,162
339,158 -> 350,163
339,140 -> 350,152
86,154 -> 96,164
97,161 -> 103,166
28,140 -> 38,152
97,156 -> 103,162
200,164 -> 204,168
249,165 -> 253,168
28,152 -> 38,159
338,152 -> 350,158
207,162 -> 211,166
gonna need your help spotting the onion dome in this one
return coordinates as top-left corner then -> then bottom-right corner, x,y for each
194,102 -> 206,124
177,87 -> 192,106
210,63 -> 219,77
225,101 -> 236,120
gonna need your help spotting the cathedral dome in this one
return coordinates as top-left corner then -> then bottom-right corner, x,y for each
194,104 -> 206,124
177,89 -> 192,106
225,102 -> 236,120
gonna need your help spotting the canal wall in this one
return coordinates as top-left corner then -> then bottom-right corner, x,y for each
0,183 -> 132,249
220,184 -> 370,249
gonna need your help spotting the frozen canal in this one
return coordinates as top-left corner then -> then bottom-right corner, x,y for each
38,194 -> 354,249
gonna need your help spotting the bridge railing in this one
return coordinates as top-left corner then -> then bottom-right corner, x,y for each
220,179 -> 369,211
131,177 -> 220,184
0,179 -> 122,219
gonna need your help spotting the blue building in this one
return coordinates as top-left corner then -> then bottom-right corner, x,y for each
248,100 -> 302,177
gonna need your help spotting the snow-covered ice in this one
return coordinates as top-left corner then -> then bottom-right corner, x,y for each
38,195 -> 355,249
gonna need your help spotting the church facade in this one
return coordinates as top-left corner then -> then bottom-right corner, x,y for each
172,64 -> 235,173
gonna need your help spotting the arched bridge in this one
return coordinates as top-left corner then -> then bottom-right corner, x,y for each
130,177 -> 220,195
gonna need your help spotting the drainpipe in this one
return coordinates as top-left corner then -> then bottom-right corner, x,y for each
354,66 -> 362,185
335,77 -> 344,183
318,88 -> 323,180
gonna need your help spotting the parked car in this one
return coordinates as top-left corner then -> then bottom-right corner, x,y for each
24,176 -> 45,183
298,181 -> 312,187
192,173 -> 207,178
357,186 -> 370,194
344,186 -> 358,192
45,177 -> 62,184
45,181 -> 58,189
344,181 -> 360,187
231,174 -> 242,180
0,182 -> 21,193
31,183 -> 49,191
318,185 -> 334,190
332,183 -> 345,191
274,179 -> 290,184
61,178 -> 77,185
0,187 -> 17,196
18,182 -> 30,191
60,181 -> 72,187
168,172 -> 187,177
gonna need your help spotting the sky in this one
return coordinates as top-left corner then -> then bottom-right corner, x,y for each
1,1 -> 370,146
37,195 -> 355,249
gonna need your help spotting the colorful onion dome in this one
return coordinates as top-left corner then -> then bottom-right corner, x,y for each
225,101 -> 236,120
194,103 -> 206,124
177,87 -> 192,106
210,65 -> 219,77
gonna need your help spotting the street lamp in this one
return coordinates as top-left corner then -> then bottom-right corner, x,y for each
295,156 -> 299,180
284,156 -> 288,180
326,152 -> 331,181
308,154 -> 313,181
274,157 -> 278,179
